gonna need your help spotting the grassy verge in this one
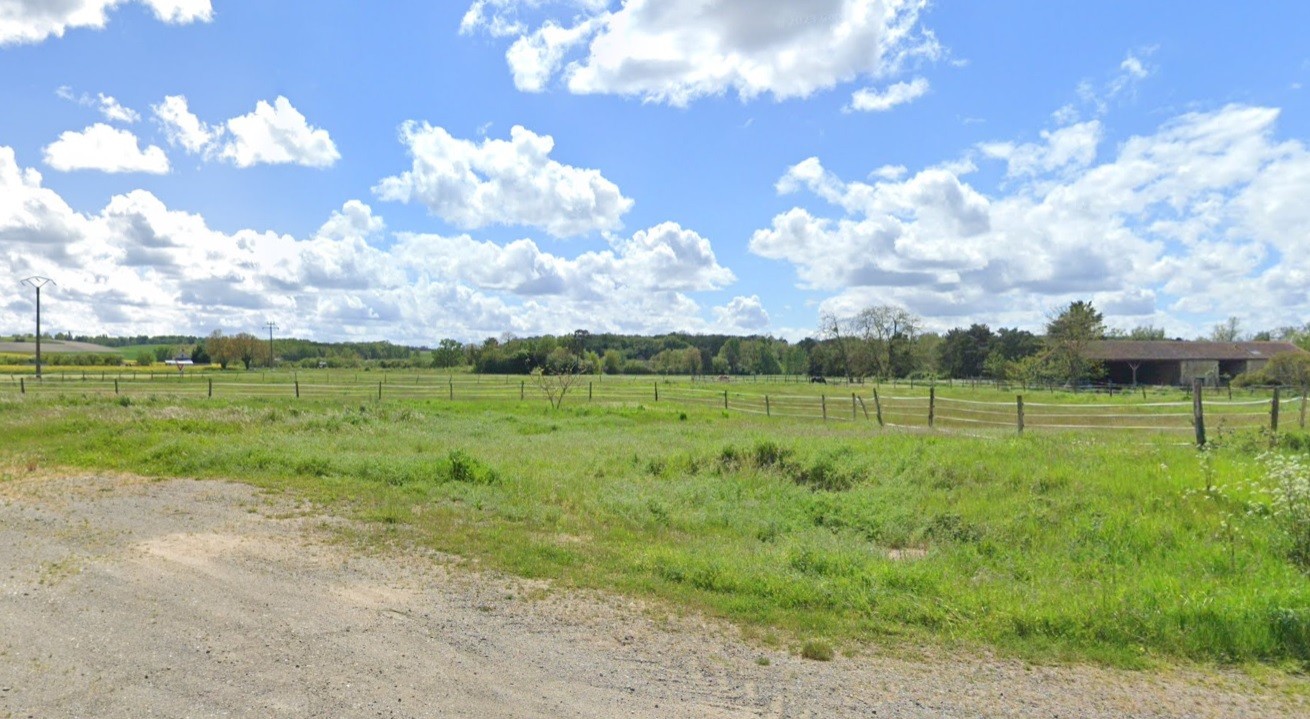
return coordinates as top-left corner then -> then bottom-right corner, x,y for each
1,391 -> 1307,670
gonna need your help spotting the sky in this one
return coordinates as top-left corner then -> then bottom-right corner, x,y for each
3,0 -> 1310,345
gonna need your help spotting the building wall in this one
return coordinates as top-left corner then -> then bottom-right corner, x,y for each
1180,359 -> 1221,385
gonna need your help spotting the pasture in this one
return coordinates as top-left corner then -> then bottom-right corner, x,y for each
1,370 -> 1308,672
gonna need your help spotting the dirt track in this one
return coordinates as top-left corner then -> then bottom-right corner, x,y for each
0,473 -> 1305,718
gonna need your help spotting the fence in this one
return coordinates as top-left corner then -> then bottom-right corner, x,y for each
2,372 -> 1305,442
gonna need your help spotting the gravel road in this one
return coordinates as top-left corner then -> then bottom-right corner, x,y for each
0,473 -> 1304,718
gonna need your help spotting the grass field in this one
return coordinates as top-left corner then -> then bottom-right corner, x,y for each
1,376 -> 1308,672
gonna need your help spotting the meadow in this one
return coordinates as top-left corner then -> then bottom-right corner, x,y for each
1,371 -> 1308,672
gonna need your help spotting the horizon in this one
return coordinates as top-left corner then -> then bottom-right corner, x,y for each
4,2 -> 1310,344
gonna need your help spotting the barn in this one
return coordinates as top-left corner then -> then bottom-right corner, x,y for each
1084,340 -> 1304,386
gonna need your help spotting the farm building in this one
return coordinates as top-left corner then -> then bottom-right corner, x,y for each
1084,340 -> 1305,386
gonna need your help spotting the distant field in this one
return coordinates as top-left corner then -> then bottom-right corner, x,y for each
0,340 -> 118,354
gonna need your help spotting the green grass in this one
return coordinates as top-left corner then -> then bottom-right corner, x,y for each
1,388 -> 1308,671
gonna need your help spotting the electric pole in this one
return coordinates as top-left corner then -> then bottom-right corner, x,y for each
265,322 -> 278,369
20,277 -> 55,379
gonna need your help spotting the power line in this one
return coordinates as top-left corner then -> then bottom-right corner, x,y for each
19,277 -> 55,379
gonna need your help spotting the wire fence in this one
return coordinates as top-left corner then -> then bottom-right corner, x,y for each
2,371 -> 1306,439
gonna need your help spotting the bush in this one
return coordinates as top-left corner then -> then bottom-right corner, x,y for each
134,350 -> 154,367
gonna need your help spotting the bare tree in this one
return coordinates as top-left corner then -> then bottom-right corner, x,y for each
1210,316 -> 1244,342
534,350 -> 583,409
818,311 -> 854,382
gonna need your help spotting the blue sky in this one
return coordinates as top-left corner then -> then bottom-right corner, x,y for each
3,0 -> 1310,344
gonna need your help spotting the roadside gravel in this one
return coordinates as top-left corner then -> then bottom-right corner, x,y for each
0,473 -> 1304,718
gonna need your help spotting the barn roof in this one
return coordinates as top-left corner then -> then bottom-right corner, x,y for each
1084,340 -> 1305,362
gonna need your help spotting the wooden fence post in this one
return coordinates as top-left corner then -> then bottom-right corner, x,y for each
520,380 -> 525,400
654,382 -> 659,402
19,378 -> 23,394
857,396 -> 870,420
1193,378 -> 1206,448
821,394 -> 827,421
873,389 -> 884,427
723,390 -> 728,409
928,387 -> 936,428
294,380 -> 299,399
1017,395 -> 1024,436
378,381 -> 382,401
765,395 -> 771,417
208,378 -> 212,398
449,379 -> 454,401
851,393 -> 857,420
1271,386 -> 1281,433
589,382 -> 593,401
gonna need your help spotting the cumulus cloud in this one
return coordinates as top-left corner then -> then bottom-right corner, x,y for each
713,295 -> 771,332
0,0 -> 211,46
848,77 -> 930,113
0,147 -> 741,341
374,122 -> 633,237
42,124 -> 170,174
151,95 -> 339,168
752,104 -> 1310,332
461,0 -> 941,106
152,95 -> 216,153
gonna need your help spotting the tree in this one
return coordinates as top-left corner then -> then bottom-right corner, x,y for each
1044,301 -> 1105,386
230,333 -> 260,370
716,338 -> 743,374
190,343 -> 210,365
602,349 -> 624,374
1210,316 -> 1244,342
850,305 -> 920,378
533,351 -> 583,409
818,312 -> 855,382
938,324 -> 994,379
431,338 -> 465,368
206,330 -> 236,369
782,344 -> 809,377
134,350 -> 154,367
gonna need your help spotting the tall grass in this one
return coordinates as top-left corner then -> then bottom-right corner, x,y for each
1,391 -> 1307,668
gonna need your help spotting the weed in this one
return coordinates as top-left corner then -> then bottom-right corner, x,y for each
800,640 -> 834,661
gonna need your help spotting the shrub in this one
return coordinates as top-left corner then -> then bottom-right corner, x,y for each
446,450 -> 500,485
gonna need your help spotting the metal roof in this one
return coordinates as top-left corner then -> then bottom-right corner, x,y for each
1083,340 -> 1305,362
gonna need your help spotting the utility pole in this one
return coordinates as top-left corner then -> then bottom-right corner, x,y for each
265,322 -> 278,369
20,277 -> 55,379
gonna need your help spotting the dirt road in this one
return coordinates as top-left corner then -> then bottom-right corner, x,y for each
0,473 -> 1303,718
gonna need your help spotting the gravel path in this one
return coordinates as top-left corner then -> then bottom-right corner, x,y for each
0,473 -> 1305,718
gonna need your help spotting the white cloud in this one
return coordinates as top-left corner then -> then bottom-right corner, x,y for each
848,77 -> 929,113
152,95 -> 216,153
151,95 -> 339,168
713,295 -> 771,332
978,120 -> 1102,178
42,124 -> 170,174
374,122 -> 633,238
752,104 -> 1310,333
216,97 -> 340,169
139,0 -> 211,24
0,147 -> 742,341
56,87 -> 141,123
1068,49 -> 1156,120
0,0 -> 211,46
462,0 -> 941,106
